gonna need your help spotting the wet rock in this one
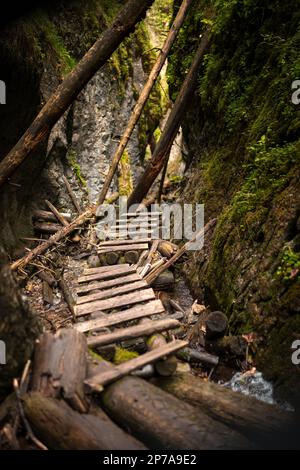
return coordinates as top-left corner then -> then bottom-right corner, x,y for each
87,255 -> 101,268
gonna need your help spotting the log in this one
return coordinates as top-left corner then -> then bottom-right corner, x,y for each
100,238 -> 151,246
23,393 -> 146,450
205,335 -> 247,358
152,373 -> 295,447
146,333 -> 177,377
0,0 -> 155,189
157,240 -> 177,258
101,376 -> 253,449
58,275 -> 75,318
128,30 -> 211,206
205,311 -> 228,339
88,318 -> 180,348
176,347 -> 219,367
34,222 -> 62,234
124,250 -> 139,264
37,269 -> 57,287
33,210 -> 71,223
75,299 -> 165,333
62,175 -> 81,214
45,200 -> 69,227
105,251 -> 120,265
31,329 -> 88,413
97,0 -> 193,204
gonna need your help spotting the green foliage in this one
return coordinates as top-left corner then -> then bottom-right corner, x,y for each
114,347 -> 139,365
276,247 -> 300,283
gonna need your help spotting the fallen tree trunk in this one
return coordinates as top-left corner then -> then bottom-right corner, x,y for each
127,30 -> 211,207
101,376 -> 252,449
97,0 -> 193,204
146,333 -> 178,376
152,373 -> 296,447
23,392 -> 146,450
0,0 -> 154,189
31,329 -> 88,413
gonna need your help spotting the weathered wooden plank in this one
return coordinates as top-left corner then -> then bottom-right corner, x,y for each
120,212 -> 162,218
76,273 -> 142,295
98,244 -> 149,253
75,289 -> 155,316
85,340 -> 188,388
87,318 -> 180,348
76,280 -> 148,305
78,266 -> 136,284
74,300 -> 165,333
99,238 -> 151,246
83,264 -> 129,275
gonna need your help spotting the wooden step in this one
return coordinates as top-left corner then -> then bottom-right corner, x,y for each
99,238 -> 151,247
75,289 -> 156,317
120,212 -> 162,218
82,264 -> 130,276
87,318 -> 180,348
98,244 -> 149,253
74,300 -> 165,333
76,280 -> 148,305
78,266 -> 136,284
76,273 -> 142,295
85,340 -> 189,389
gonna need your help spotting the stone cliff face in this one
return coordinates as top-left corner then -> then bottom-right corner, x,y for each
0,0 -> 164,254
169,0 -> 300,404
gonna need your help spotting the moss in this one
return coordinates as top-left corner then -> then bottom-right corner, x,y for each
113,346 -> 139,365
66,148 -> 87,188
30,9 -> 77,75
88,348 -> 104,362
118,150 -> 133,196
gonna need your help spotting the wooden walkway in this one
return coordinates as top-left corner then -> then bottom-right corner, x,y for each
72,234 -> 188,390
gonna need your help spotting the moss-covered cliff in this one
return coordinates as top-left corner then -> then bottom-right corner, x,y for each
169,0 -> 300,404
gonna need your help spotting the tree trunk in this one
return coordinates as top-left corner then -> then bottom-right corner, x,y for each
97,0 -> 193,204
127,30 -> 211,207
0,247 -> 41,399
101,376 -> 253,450
0,0 -> 155,189
23,392 -> 146,450
152,373 -> 296,447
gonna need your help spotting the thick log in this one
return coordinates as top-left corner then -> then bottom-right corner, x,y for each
157,240 -> 177,258
152,373 -> 295,447
88,318 -> 180,348
33,210 -> 71,223
177,347 -> 219,367
23,393 -> 146,450
124,250 -> 139,264
105,251 -> 120,265
205,311 -> 228,339
31,329 -> 87,413
97,0 -> 193,204
102,376 -> 252,450
128,30 -> 211,206
34,222 -> 62,234
0,0 -> 155,189
75,300 -> 165,333
146,333 -> 177,377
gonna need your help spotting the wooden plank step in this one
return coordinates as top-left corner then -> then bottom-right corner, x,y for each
120,212 -> 162,218
87,318 -> 180,348
82,264 -> 130,275
98,244 -> 149,253
99,238 -> 151,247
76,280 -> 148,305
85,340 -> 189,389
75,289 -> 155,317
74,300 -> 165,333
76,273 -> 142,295
78,266 -> 136,284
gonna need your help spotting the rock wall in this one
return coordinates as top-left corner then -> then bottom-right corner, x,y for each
0,0 -> 163,254
168,0 -> 300,404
